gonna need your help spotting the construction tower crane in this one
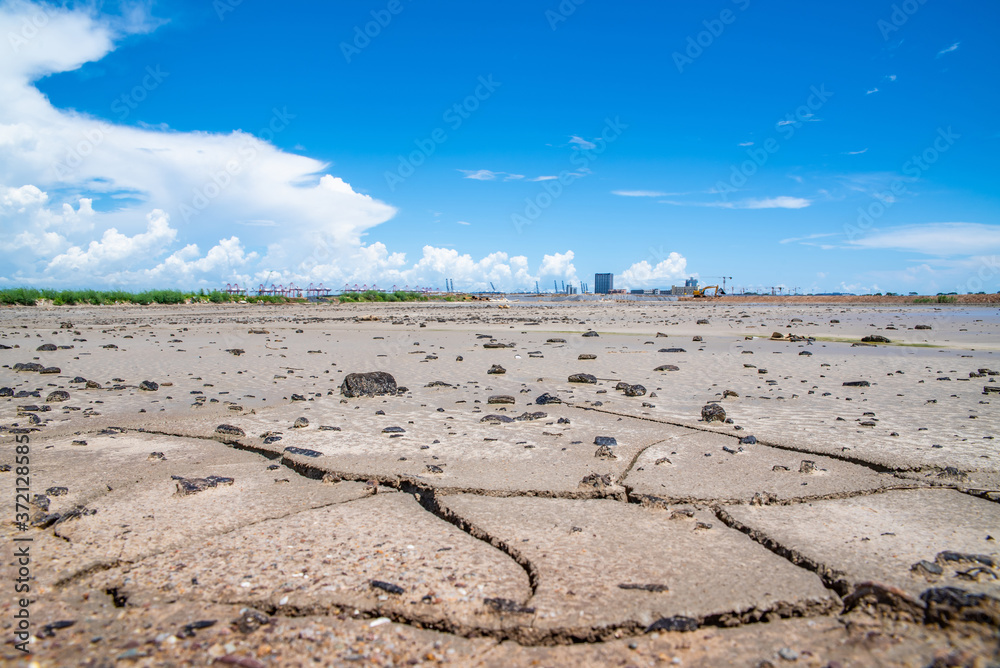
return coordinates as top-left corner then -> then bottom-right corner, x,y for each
702,276 -> 733,293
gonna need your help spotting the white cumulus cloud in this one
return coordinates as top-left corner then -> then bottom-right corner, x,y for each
619,252 -> 688,288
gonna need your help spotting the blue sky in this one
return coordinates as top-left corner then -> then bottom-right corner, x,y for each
1,0 -> 998,293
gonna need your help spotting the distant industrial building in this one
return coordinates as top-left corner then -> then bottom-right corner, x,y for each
595,273 -> 613,294
670,278 -> 699,296
630,288 -> 662,295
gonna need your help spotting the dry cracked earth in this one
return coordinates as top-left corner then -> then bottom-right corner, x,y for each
0,301 -> 998,667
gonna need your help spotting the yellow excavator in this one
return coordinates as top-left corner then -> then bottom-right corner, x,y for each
693,285 -> 723,298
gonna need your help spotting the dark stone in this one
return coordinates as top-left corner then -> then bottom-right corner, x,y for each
536,393 -> 562,404
843,381 -> 871,387
102,344 -> 118,349
426,464 -> 444,473
290,394 -> 306,401
483,342 -> 510,349
921,587 -> 1000,627
215,424 -> 245,437
624,384 -> 646,397
546,338 -> 566,343
481,414 -> 515,424
263,435 -> 282,444
912,560 -> 943,576
646,616 -> 699,632
226,348 -> 245,356
45,390 -> 70,403
139,380 -> 158,391
659,348 -> 686,353
172,475 -> 235,496
340,371 -> 398,397
233,609 -> 270,634
425,381 -> 453,388
484,598 -> 535,614
696,319 -> 709,325
701,404 -> 726,423
72,376 -> 87,383
578,354 -> 597,360
937,551 -> 995,568
370,580 -> 404,595
579,473 -> 614,490
85,380 -> 102,389
739,436 -> 757,445
36,343 -> 57,351
318,425 -> 341,431
915,324 -> 932,330
568,373 -> 597,384
487,364 -> 506,375
45,486 -> 68,496
595,445 -> 616,459
40,367 -> 60,374
618,583 -> 668,592
862,335 -> 891,343
488,395 -> 515,404
148,452 -> 166,460
654,365 -> 679,372
180,620 -> 217,637
382,426 -> 405,433
0,387 -> 13,397
582,330 -> 599,337
13,362 -> 44,372
284,446 -> 321,458
594,436 -> 618,447
799,350 -> 812,356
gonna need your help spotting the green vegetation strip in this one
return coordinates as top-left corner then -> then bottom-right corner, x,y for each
0,288 -> 293,306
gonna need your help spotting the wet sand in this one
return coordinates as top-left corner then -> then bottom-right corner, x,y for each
1,300 -> 998,666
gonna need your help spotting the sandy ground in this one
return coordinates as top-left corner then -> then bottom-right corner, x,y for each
0,300 -> 998,666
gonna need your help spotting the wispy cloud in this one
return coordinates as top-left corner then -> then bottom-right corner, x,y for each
662,196 -> 812,210
885,74 -> 897,82
613,190 -> 669,197
780,232 -> 838,245
738,141 -> 754,147
777,114 -> 820,127
456,220 -> 471,226
847,222 -> 1000,255
458,169 -> 524,181
844,148 -> 868,155
530,175 -> 558,181
866,87 -> 879,95
568,135 -> 596,150
936,41 -> 960,58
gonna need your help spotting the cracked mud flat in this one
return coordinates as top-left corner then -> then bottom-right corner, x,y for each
1,301 -> 998,666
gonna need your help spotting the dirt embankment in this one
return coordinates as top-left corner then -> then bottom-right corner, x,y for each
685,294 -> 1000,305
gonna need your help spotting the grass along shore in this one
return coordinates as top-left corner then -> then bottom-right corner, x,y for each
0,288 -> 445,306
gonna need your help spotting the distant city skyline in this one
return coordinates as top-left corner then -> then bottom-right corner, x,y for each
1,1 -> 998,295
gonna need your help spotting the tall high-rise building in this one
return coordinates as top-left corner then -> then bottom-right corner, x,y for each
595,273 -> 613,294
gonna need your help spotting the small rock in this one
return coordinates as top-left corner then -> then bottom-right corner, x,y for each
173,475 -> 235,496
624,384 -> 647,397
293,417 -> 309,428
701,404 -> 726,423
340,371 -> 398,397
45,390 -> 70,403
